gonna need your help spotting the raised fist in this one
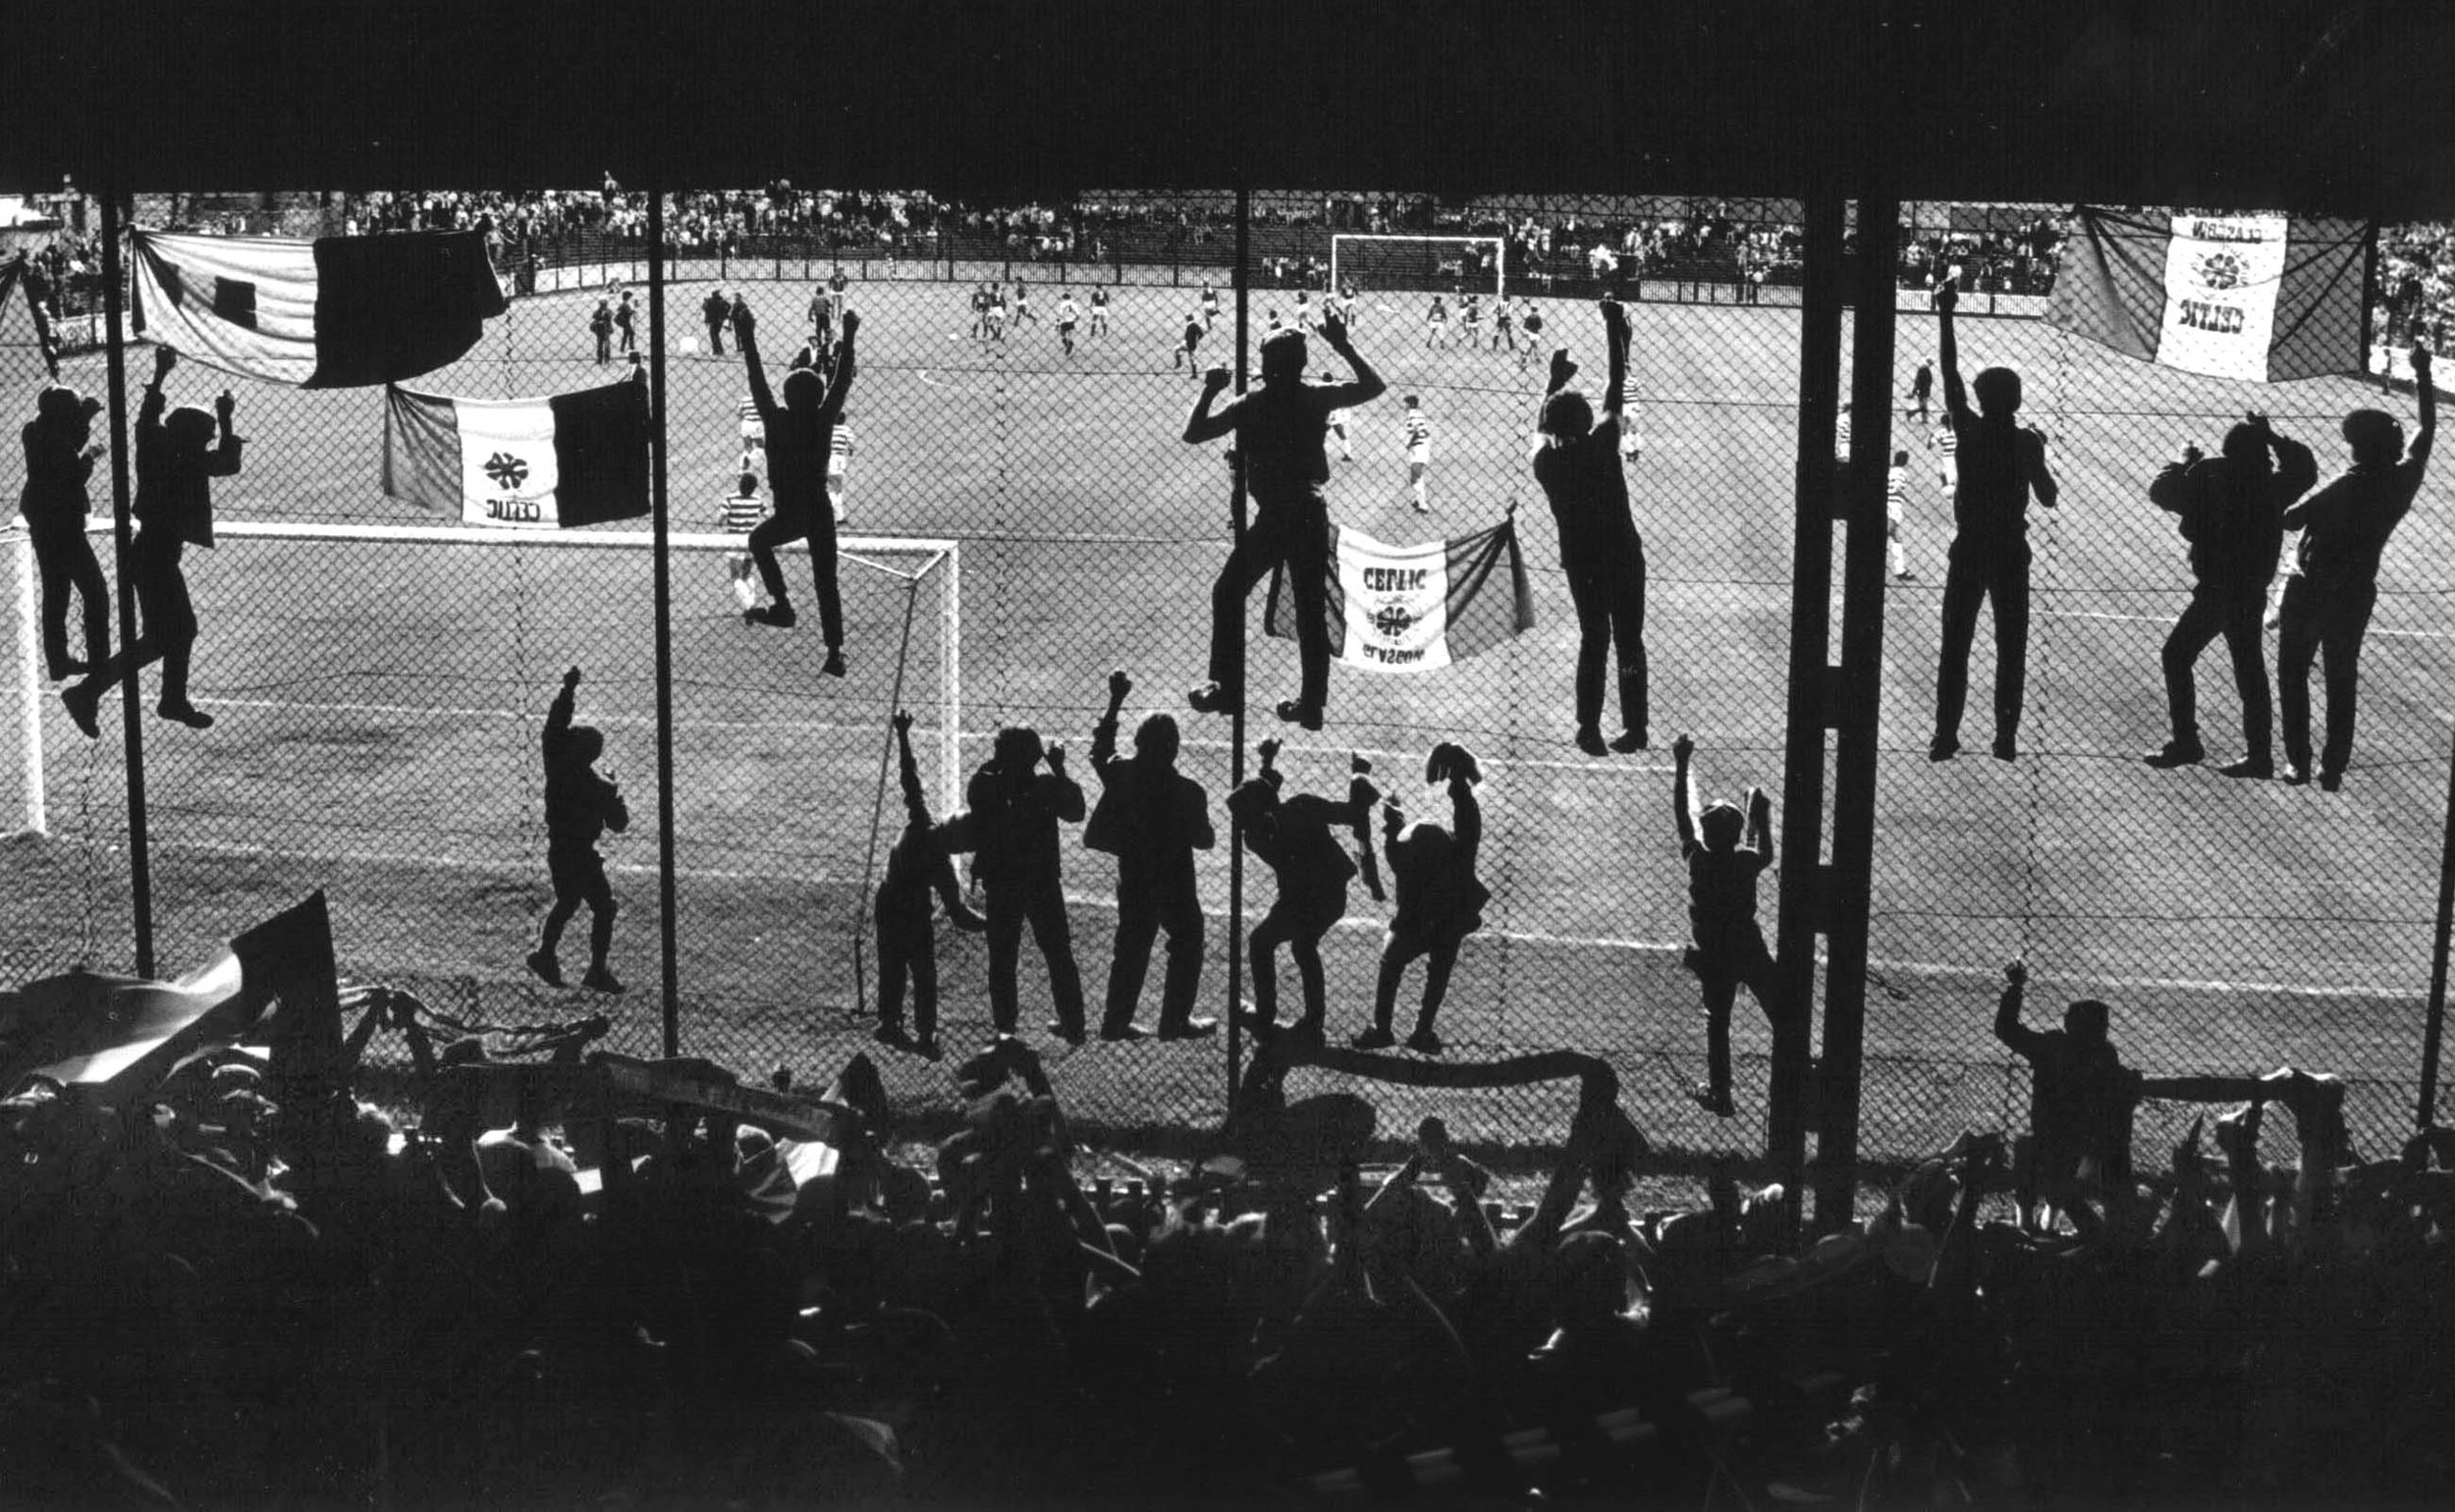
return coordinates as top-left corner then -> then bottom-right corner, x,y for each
1320,310 -> 1348,346
730,300 -> 757,339
1671,732 -> 1695,762
1548,348 -> 1578,389
1109,669 -> 1132,702
1256,735 -> 1282,764
214,390 -> 236,424
840,308 -> 861,342
2003,958 -> 2026,987
892,709 -> 913,735
2181,444 -> 2205,465
1044,741 -> 1066,773
564,667 -> 582,688
2244,409 -> 2271,434
1201,364 -> 1232,394
1600,297 -> 1627,331
1935,283 -> 1959,316
153,346 -> 178,378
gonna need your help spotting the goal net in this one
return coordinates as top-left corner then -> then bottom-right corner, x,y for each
3,519 -> 959,1008
1331,234 -> 1506,300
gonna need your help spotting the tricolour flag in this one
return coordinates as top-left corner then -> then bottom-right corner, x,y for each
2046,208 -> 2370,383
1266,516 -> 1534,674
131,228 -> 507,388
382,378 -> 650,529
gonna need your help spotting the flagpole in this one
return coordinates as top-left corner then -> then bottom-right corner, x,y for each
646,176 -> 682,1057
99,166 -> 155,977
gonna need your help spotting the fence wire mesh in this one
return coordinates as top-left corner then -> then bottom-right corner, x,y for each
3,189 -> 2447,1176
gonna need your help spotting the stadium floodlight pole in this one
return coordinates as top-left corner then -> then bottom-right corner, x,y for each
1811,192 -> 1899,1232
647,175 -> 682,1057
1226,183 -> 1251,1098
1770,191 -> 1847,1248
98,172 -> 155,977
2419,716 -> 2455,1131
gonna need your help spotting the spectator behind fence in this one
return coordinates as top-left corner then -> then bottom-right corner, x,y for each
1083,671 -> 1217,1043
526,667 -> 627,994
2276,347 -> 2435,790
1533,297 -> 1650,757
2143,412 -> 2317,777
966,721 -> 1090,1042
1356,742 -> 1490,1055
1181,311 -> 1387,731
18,384 -> 109,683
1927,282 -> 2058,764
64,348 -> 241,737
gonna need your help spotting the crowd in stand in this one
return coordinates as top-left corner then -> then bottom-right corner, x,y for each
2376,221 -> 2455,353
4,951 -> 2451,1506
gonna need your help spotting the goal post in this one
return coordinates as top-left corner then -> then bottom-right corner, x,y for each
1331,234 -> 1506,302
7,519 -> 965,830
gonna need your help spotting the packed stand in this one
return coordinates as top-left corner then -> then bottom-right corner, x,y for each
4,940 -> 2451,1508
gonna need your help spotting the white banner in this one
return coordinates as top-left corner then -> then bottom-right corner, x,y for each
2157,213 -> 2289,381
447,395 -> 565,529
1337,528 -> 1453,674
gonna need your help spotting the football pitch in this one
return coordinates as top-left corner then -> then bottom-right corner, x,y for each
5,265 -> 2449,1163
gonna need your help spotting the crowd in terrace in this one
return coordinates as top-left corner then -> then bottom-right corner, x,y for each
3,945 -> 2451,1505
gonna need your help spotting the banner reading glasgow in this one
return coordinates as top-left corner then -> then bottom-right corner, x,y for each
1265,515 -> 1534,674
2046,208 -> 2371,383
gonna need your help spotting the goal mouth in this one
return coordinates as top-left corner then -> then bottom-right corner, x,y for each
1330,234 -> 1507,303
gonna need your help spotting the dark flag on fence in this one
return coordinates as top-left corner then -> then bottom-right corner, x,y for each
382,375 -> 651,529
130,228 -> 508,388
1267,515 -> 1535,674
2046,208 -> 2371,382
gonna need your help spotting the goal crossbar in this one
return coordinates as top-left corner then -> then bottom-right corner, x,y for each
1331,234 -> 1506,302
6,519 -> 965,827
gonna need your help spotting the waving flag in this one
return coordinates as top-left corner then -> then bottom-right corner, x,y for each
131,228 -> 507,388
2046,209 -> 2370,383
1267,516 -> 1534,674
383,377 -> 650,529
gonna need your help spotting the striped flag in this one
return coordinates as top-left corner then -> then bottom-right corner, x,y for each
2046,208 -> 2369,383
1266,516 -> 1534,674
382,378 -> 650,529
131,228 -> 507,388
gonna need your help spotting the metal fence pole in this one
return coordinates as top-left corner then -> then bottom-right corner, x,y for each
98,181 -> 154,978
1811,192 -> 1899,1231
1771,191 -> 1846,1244
2419,716 -> 2455,1131
647,178 -> 682,1057
1226,186 -> 1251,1097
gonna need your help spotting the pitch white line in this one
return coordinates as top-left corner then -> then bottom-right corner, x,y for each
184,695 -> 1673,776
109,836 -> 2417,1005
2041,609 -> 2455,641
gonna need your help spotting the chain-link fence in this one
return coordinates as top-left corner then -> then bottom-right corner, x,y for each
4,189 -> 2447,1175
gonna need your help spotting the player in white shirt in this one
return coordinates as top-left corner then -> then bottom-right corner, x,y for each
1402,395 -> 1432,511
1493,298 -> 1515,351
986,287 -> 1008,341
1056,292 -> 1080,356
1425,295 -> 1448,349
1010,279 -> 1034,326
827,416 -> 854,525
1293,290 -> 1313,331
1930,419 -> 1958,491
1459,294 -> 1482,349
1089,287 -> 1110,337
1322,371 -> 1355,461
1886,448 -> 1912,579
1198,282 -> 1219,331
720,467 -> 770,612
